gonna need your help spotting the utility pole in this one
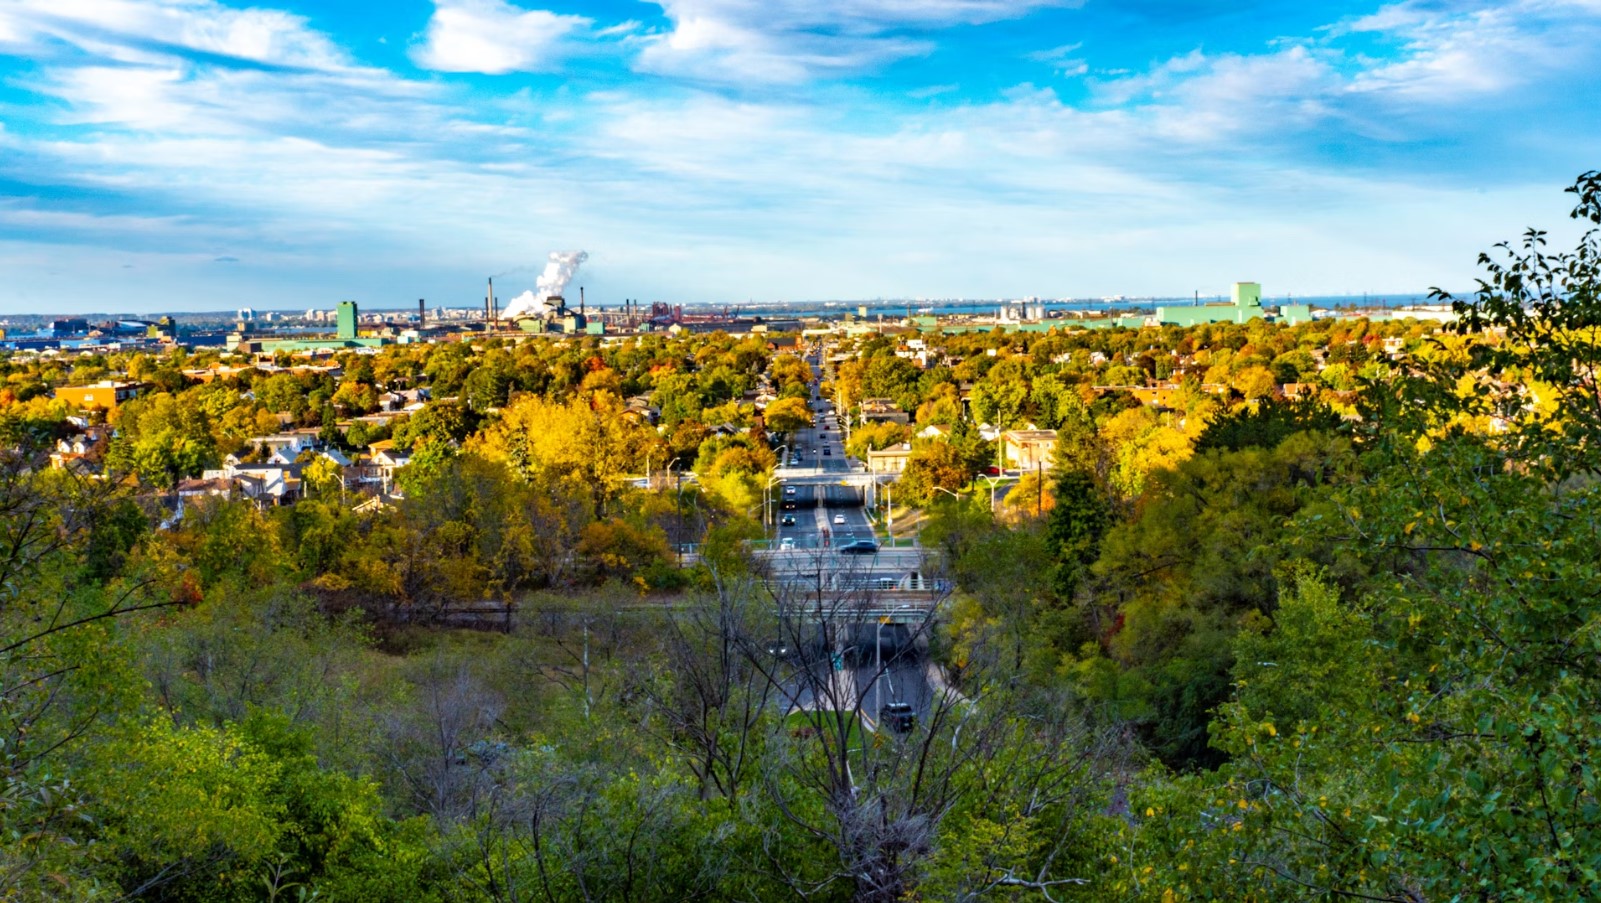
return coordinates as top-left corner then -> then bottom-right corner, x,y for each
875,618 -> 884,718
1037,460 -> 1043,519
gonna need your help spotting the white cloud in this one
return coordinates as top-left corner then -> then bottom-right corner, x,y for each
1340,0 -> 1601,101
1027,41 -> 1087,77
0,0 -> 349,70
636,0 -> 1070,83
411,0 -> 592,74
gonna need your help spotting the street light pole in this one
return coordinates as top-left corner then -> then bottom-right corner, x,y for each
886,482 -> 893,543
765,474 -> 783,543
875,618 -> 885,718
978,475 -> 1002,513
665,459 -> 682,565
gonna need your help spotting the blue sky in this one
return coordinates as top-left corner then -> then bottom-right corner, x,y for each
2,0 -> 1600,313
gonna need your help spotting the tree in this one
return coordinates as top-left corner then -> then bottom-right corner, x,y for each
898,441 -> 971,505
1432,170 -> 1601,475
1193,397 -> 1346,454
303,454 -> 344,499
473,393 -> 656,517
105,392 -> 218,489
762,395 -> 813,436
970,379 -> 1029,431
1044,469 -> 1110,608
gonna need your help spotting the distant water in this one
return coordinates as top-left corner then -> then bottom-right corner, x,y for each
748,294 -> 1442,320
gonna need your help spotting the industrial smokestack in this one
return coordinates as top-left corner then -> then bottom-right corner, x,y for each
579,286 -> 585,315
418,298 -> 425,324
487,278 -> 494,325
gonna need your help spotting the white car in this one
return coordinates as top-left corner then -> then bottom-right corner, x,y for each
779,537 -> 796,550
833,514 -> 846,525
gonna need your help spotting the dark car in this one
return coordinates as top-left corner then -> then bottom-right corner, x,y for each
823,448 -> 832,456
879,702 -> 915,733
839,539 -> 879,555
781,514 -> 796,526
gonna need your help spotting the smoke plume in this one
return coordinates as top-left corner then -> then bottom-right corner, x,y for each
500,250 -> 588,320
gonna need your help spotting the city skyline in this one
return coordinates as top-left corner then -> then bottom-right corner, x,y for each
3,0 -> 1600,313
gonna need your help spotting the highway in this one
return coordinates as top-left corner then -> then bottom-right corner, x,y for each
758,353 -> 946,730
767,381 -> 872,551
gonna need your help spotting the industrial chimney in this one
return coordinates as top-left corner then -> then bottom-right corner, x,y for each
418,298 -> 425,324
486,278 -> 494,327
579,286 -> 585,315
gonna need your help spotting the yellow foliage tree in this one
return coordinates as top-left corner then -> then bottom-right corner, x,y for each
472,393 -> 656,515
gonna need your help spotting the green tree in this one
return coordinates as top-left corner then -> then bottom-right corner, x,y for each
1432,170 -> 1601,475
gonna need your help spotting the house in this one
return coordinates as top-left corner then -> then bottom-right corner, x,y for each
866,443 -> 914,475
251,431 -> 319,462
202,461 -> 303,506
860,398 -> 909,425
622,396 -> 661,425
53,380 -> 145,411
176,477 -> 233,499
366,442 -> 412,493
352,495 -> 392,515
1001,429 -> 1058,471
915,424 -> 950,441
49,425 -> 110,473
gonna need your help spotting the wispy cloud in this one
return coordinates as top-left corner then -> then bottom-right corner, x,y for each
1340,0 -> 1601,102
0,0 -> 352,70
635,0 -> 1073,84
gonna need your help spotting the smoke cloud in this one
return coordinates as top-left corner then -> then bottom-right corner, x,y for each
500,250 -> 588,319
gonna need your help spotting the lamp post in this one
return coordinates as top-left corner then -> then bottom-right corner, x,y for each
875,617 -> 887,719
928,486 -> 961,547
886,482 -> 893,543
764,474 -> 783,543
665,459 -> 682,565
978,474 -> 1003,513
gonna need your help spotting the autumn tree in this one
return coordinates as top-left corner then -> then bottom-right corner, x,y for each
762,395 -> 813,436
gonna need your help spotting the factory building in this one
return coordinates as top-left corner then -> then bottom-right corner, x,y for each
1155,282 -> 1266,327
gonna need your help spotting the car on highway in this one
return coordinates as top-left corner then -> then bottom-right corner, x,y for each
784,486 -> 796,495
838,539 -> 879,555
779,537 -> 796,550
823,448 -> 831,456
879,702 -> 915,733
780,514 -> 796,526
833,514 -> 846,525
